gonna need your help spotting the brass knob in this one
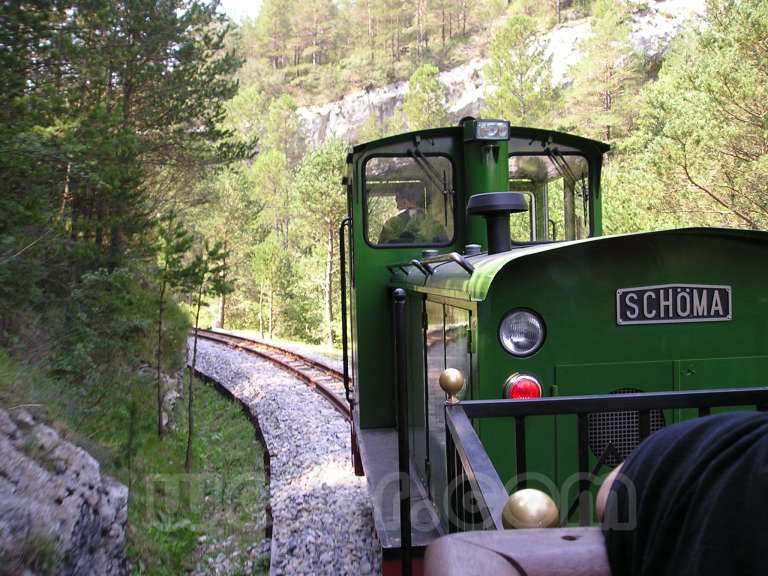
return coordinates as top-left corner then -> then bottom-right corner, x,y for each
439,368 -> 465,404
502,489 -> 559,529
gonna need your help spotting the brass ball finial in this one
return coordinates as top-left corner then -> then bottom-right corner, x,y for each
502,489 -> 559,529
439,368 -> 465,404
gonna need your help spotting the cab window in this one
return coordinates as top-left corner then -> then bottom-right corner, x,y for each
364,155 -> 455,247
509,152 -> 590,242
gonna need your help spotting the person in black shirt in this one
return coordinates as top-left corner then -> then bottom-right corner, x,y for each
599,411 -> 768,576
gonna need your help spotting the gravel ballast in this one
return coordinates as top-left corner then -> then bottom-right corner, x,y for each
189,337 -> 381,575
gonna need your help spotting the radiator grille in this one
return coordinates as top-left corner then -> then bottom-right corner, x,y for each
587,388 -> 666,468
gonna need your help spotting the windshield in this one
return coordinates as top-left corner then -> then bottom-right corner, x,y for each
508,151 -> 590,242
364,154 -> 455,247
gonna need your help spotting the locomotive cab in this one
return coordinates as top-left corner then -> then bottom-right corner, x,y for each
341,117 -> 768,574
341,119 -> 611,565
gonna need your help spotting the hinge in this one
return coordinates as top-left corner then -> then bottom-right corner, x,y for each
466,326 -> 472,354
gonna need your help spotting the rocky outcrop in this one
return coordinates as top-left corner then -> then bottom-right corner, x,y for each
0,408 -> 128,576
295,60 -> 485,147
138,364 -> 185,434
296,0 -> 706,146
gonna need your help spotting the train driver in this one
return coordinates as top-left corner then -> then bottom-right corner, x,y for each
597,411 -> 768,576
378,185 -> 447,245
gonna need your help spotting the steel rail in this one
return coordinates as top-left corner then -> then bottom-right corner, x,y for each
193,328 -> 351,420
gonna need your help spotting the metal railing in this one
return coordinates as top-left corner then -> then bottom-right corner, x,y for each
444,388 -> 768,531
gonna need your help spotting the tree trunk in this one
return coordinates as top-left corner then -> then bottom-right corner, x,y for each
95,196 -> 104,247
216,292 -> 225,329
395,14 -> 400,62
108,213 -> 122,270
259,277 -> 264,338
268,288 -> 274,339
417,0 -> 424,58
185,278 -> 204,472
127,400 -> 136,490
442,5 -> 446,46
312,13 -> 318,65
156,272 -> 167,438
215,240 -> 227,329
60,162 -> 71,218
325,221 -> 334,346
367,0 -> 374,63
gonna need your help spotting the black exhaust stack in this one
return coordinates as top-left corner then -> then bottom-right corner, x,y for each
466,192 -> 529,254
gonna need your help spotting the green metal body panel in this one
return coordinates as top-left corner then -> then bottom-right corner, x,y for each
463,138 -> 509,247
349,129 -> 464,429
341,121 -> 765,533
393,227 -> 768,510
349,124 -> 607,430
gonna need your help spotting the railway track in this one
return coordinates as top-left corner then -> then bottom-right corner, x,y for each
193,328 -> 351,420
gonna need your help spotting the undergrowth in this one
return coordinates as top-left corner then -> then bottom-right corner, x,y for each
0,266 -> 269,575
0,349 -> 268,575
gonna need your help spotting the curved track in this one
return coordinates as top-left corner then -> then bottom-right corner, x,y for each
194,329 -> 351,420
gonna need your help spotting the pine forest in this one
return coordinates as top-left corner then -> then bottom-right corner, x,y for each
1,0 -> 767,572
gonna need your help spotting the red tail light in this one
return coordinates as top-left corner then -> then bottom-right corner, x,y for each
503,373 -> 542,400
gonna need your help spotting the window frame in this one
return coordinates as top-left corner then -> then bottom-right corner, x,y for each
508,150 -> 595,243
362,152 -> 457,249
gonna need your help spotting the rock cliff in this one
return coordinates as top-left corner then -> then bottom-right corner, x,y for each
0,408 -> 128,576
296,0 -> 705,146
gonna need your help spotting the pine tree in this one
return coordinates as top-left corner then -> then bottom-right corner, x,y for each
566,0 -> 642,141
483,14 -> 559,127
625,0 -> 768,229
155,209 -> 195,437
257,0 -> 292,70
403,64 -> 450,130
293,138 -> 348,345
185,240 -> 233,471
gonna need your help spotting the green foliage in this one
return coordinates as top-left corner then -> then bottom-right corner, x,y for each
51,269 -> 152,386
1,350 -> 267,576
21,531 -> 60,575
262,94 -> 302,162
403,64 -> 450,130
292,138 -> 348,343
157,211 -> 196,293
223,86 -> 270,145
214,136 -> 348,342
0,0 -> 241,299
565,0 -> 642,141
483,13 -> 559,127
193,241 -> 235,303
357,113 -> 386,144
386,107 -> 409,136
46,265 -> 189,412
615,0 -> 768,229
236,0 -> 504,102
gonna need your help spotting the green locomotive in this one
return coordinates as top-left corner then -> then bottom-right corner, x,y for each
339,118 -> 768,573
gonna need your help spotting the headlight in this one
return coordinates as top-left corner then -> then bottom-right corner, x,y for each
499,309 -> 545,357
464,119 -> 510,141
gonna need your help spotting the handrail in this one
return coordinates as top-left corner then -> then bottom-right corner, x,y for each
386,263 -> 412,275
339,217 -> 352,406
445,406 -> 508,531
386,251 -> 475,277
443,387 -> 768,531
420,252 -> 474,274
409,259 -> 431,276
458,387 -> 768,420
393,288 -> 412,575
